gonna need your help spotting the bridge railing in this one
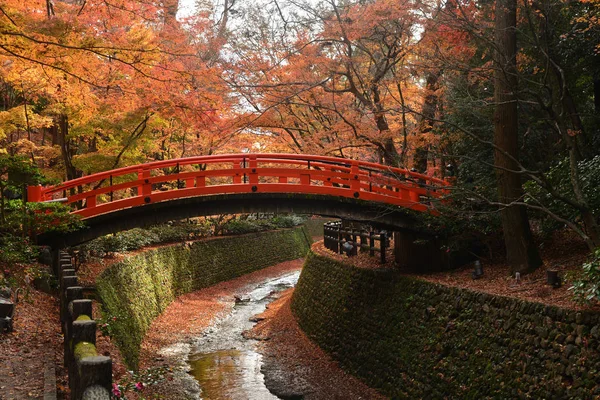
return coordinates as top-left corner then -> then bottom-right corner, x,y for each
27,154 -> 450,218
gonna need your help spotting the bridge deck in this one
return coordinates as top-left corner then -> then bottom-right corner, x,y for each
27,153 -> 449,219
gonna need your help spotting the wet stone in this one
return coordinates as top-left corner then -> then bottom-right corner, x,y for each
564,344 -> 576,358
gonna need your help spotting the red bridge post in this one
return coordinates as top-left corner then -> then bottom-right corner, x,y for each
27,185 -> 43,202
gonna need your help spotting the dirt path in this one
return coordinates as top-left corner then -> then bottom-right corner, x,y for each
0,289 -> 65,399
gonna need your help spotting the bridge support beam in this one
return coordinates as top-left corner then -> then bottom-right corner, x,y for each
394,232 -> 479,273
394,231 -> 447,273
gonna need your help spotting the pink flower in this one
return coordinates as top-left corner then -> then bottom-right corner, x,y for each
112,383 -> 121,397
134,382 -> 144,391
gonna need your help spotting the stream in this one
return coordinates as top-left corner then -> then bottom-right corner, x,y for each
186,271 -> 301,400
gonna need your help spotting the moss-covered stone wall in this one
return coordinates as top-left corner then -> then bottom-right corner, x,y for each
97,227 -> 312,368
302,217 -> 336,237
292,251 -> 600,399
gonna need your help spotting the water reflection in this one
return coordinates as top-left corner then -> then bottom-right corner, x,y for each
189,350 -> 277,400
187,271 -> 300,400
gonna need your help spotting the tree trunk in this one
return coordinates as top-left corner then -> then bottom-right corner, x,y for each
493,0 -> 542,274
371,85 -> 401,166
57,114 -> 79,181
414,72 -> 440,173
163,0 -> 179,26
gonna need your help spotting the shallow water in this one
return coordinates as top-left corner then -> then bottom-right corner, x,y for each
187,271 -> 301,400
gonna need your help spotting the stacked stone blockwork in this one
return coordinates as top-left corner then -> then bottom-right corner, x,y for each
292,250 -> 600,399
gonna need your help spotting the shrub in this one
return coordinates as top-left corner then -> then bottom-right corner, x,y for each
111,366 -> 172,399
222,219 -> 263,235
0,235 -> 39,265
569,248 -> 600,304
80,228 -> 160,257
272,215 -> 306,228
77,214 -> 307,257
148,222 -> 211,243
221,215 -> 306,235
524,155 -> 600,236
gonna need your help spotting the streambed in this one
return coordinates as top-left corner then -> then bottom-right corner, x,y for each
186,271 -> 301,399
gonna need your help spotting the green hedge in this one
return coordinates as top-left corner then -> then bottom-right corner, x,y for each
97,227 -> 312,369
292,251 -> 600,399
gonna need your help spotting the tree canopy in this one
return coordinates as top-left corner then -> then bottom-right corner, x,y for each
1,0 -> 599,271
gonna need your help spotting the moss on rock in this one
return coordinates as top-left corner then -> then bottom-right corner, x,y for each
74,341 -> 97,360
292,250 -> 600,399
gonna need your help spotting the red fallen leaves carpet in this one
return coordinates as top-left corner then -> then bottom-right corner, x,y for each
0,289 -> 66,399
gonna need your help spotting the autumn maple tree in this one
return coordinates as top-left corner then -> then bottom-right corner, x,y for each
1,0 -> 599,274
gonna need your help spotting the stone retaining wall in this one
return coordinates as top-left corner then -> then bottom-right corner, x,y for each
292,250 -> 600,399
302,217 -> 336,237
97,227 -> 312,369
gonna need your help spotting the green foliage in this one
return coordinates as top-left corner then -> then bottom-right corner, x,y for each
524,156 -> 600,235
0,154 -> 47,189
101,229 -> 160,254
222,215 -> 306,235
148,222 -> 211,243
0,235 -> 38,265
0,155 -> 80,269
77,214 -> 308,261
98,313 -> 118,338
24,264 -> 56,287
569,248 -> 600,304
25,201 -> 84,235
222,219 -> 266,234
271,215 -> 306,228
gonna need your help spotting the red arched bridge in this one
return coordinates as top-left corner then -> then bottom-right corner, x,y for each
27,154 -> 450,246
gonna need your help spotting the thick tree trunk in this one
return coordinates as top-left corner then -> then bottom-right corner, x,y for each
371,85 -> 401,166
414,72 -> 440,173
493,0 -> 542,274
163,0 -> 179,26
56,114 -> 79,181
